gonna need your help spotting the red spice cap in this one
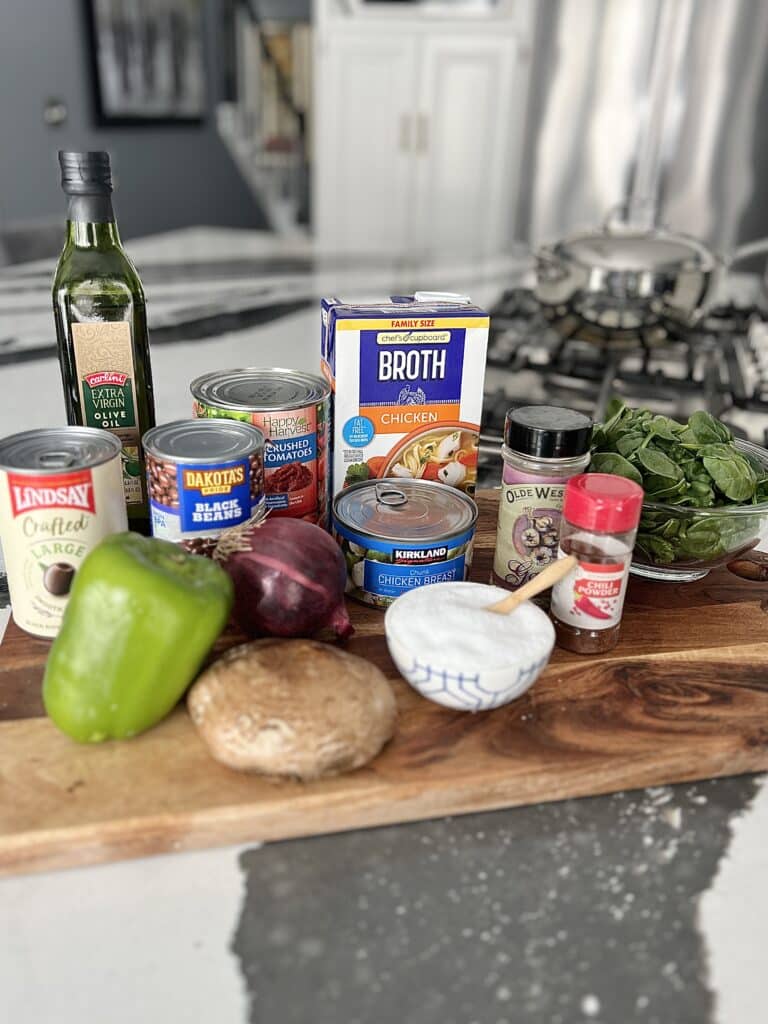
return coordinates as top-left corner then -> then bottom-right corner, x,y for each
563,473 -> 644,533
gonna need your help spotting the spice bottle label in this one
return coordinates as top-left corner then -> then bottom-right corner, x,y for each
493,471 -> 565,588
71,322 -> 142,505
550,549 -> 629,629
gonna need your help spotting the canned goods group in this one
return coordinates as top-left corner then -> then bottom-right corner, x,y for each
190,367 -> 330,528
143,419 -> 264,556
0,427 -> 127,637
333,478 -> 478,609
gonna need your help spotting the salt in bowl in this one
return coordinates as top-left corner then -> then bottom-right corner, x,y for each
384,581 -> 555,712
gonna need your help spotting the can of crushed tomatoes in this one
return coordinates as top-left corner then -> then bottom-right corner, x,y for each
143,419 -> 264,556
0,426 -> 127,638
190,368 -> 330,528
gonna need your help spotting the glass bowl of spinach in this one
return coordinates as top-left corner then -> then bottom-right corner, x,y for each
590,401 -> 768,581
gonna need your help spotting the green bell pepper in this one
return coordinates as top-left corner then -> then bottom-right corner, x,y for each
43,532 -> 233,743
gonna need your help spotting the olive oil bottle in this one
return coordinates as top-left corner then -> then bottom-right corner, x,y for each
52,150 -> 155,533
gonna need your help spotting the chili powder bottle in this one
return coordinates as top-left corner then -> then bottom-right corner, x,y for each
550,473 -> 643,654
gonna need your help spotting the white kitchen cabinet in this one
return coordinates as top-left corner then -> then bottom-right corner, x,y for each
313,20 -> 530,258
314,33 -> 419,254
411,34 -> 524,260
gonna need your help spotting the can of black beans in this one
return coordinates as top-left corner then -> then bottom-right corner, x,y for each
143,419 -> 264,556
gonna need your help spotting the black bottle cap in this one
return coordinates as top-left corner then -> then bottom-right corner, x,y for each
504,405 -> 593,459
58,151 -> 113,195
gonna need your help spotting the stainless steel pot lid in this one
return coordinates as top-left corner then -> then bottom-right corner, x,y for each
556,230 -> 716,273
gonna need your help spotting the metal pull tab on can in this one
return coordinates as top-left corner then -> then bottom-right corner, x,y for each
38,450 -> 77,468
375,482 -> 408,508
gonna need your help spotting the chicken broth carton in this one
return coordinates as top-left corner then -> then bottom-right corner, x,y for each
321,293 -> 489,498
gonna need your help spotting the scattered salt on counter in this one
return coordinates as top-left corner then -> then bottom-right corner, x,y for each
385,582 -> 554,670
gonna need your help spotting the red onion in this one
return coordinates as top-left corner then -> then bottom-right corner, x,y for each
214,517 -> 353,639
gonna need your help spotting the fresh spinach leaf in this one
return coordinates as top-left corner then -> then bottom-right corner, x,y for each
615,432 -> 646,459
642,476 -> 688,501
658,518 -> 682,539
636,533 -> 676,563
604,398 -> 627,424
644,415 -> 682,442
687,479 -> 716,508
636,447 -> 683,481
590,451 -> 643,485
590,401 -> 766,566
675,533 -> 723,560
699,448 -> 756,502
685,411 -> 732,445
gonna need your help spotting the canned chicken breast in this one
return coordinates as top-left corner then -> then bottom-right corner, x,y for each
143,419 -> 264,556
333,478 -> 478,609
190,368 -> 330,528
0,427 -> 127,637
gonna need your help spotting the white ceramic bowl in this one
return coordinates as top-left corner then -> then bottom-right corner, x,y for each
384,581 -> 555,712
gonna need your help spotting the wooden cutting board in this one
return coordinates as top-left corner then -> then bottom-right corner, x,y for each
2,492 -> 768,876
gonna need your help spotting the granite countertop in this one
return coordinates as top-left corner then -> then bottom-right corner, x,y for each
0,228 -> 766,1024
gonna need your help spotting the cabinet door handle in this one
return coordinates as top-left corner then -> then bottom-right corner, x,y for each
399,114 -> 411,152
416,113 -> 429,155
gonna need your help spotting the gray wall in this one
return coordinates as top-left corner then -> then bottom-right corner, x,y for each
251,0 -> 310,19
0,0 -> 266,240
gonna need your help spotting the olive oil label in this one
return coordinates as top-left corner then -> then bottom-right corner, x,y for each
81,371 -> 136,429
71,322 -> 143,505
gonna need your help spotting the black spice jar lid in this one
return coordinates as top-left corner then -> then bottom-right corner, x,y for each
504,405 -> 592,459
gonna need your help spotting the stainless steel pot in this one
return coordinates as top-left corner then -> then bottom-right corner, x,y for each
535,213 -> 768,332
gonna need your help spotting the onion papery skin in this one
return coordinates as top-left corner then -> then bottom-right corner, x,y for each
216,518 -> 353,640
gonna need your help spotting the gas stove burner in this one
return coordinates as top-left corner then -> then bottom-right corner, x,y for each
492,286 -> 682,351
545,292 -> 664,337
699,301 -> 766,336
480,278 -> 768,489
489,287 -> 544,320
542,302 -> 674,350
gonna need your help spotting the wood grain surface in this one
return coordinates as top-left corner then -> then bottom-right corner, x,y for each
1,492 -> 767,876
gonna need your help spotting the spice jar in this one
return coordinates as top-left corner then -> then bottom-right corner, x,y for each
550,473 -> 644,654
492,406 -> 592,591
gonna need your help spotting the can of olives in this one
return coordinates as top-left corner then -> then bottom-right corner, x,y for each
143,419 -> 264,556
0,427 -> 127,638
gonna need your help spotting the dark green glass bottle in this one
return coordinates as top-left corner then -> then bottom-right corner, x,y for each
52,150 -> 156,534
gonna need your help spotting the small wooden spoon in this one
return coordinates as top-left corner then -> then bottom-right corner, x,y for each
485,555 -> 578,615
